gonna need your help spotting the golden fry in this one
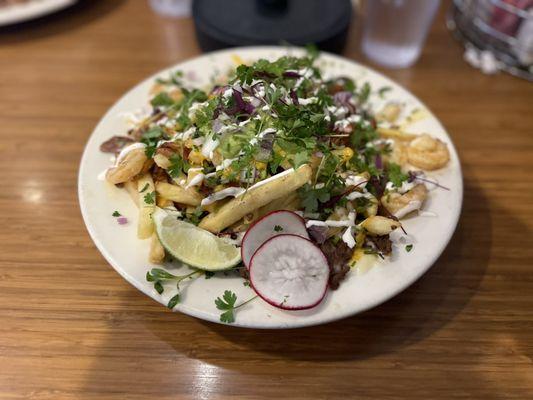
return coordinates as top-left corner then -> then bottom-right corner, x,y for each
199,165 -> 312,233
149,233 -> 165,264
137,174 -> 155,239
155,182 -> 202,206
124,180 -> 139,207
106,148 -> 147,184
377,127 -> 418,142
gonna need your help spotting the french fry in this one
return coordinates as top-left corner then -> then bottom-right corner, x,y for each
199,165 -> 312,233
153,153 -> 171,169
377,127 -> 418,141
255,192 -> 300,219
124,180 -> 139,207
156,195 -> 173,208
106,148 -> 147,184
155,182 -> 202,206
137,174 -> 155,239
149,233 -> 165,264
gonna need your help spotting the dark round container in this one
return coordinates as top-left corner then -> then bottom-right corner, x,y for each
193,0 -> 353,54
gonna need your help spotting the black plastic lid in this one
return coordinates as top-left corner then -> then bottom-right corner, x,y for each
193,0 -> 353,54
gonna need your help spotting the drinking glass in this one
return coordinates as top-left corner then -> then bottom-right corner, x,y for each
362,0 -> 441,68
149,0 -> 192,18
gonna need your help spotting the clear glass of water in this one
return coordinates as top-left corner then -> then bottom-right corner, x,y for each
149,0 -> 192,18
362,0 -> 441,68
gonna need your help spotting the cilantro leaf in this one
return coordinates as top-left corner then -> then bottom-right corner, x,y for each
150,92 -> 174,107
154,281 -> 164,295
274,225 -> 283,232
214,290 -> 257,324
387,163 -> 408,188
143,191 -> 156,205
220,309 -> 235,324
298,184 -> 331,213
292,151 -> 309,168
215,290 -> 237,310
139,183 -> 149,193
358,82 -> 371,103
378,86 -> 392,98
167,293 -> 180,309
405,244 -> 413,252
141,126 -> 165,158
112,211 -> 121,217
168,155 -> 190,178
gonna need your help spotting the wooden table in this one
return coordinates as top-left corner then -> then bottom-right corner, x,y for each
1,1 -> 532,399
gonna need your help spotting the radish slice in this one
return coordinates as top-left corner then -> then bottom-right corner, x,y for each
249,234 -> 329,310
241,210 -> 309,269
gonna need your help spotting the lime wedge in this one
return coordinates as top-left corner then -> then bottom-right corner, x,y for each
153,208 -> 241,271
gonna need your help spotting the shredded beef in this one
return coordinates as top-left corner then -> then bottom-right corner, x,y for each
320,240 -> 352,290
239,265 -> 250,281
156,142 -> 182,158
152,165 -> 169,183
99,136 -> 134,153
367,235 -> 392,255
307,225 -> 329,245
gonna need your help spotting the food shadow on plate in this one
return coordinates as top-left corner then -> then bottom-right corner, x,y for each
185,173 -> 495,362
0,0 -> 126,42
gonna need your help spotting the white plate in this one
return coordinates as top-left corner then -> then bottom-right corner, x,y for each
79,47 -> 462,329
0,0 -> 76,26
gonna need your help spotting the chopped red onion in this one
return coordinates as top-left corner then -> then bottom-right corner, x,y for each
283,71 -> 301,78
233,89 -> 255,115
117,217 -> 128,225
289,89 -> 299,105
375,153 -> 383,169
333,91 -> 356,114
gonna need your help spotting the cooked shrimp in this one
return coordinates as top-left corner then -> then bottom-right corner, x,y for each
381,184 -> 428,219
384,139 -> 409,166
407,134 -> 450,170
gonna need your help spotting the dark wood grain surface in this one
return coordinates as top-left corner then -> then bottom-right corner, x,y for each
0,1 -> 532,399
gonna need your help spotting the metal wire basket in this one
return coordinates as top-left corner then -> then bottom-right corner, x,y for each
447,0 -> 533,80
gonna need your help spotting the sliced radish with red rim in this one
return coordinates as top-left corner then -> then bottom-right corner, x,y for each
241,210 -> 309,269
249,234 -> 329,310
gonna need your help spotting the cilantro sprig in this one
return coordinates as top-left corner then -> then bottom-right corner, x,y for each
214,290 -> 258,324
168,154 -> 190,178
387,163 -> 408,188
143,191 -> 156,205
146,268 -> 204,309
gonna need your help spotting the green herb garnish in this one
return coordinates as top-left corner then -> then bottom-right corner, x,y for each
143,191 -> 156,205
146,268 -> 203,309
215,290 -> 258,324
139,183 -> 149,193
150,92 -> 174,108
168,154 -> 190,178
387,163 -> 408,188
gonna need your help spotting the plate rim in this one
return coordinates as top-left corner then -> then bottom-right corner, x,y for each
78,45 -> 463,329
0,0 -> 77,26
